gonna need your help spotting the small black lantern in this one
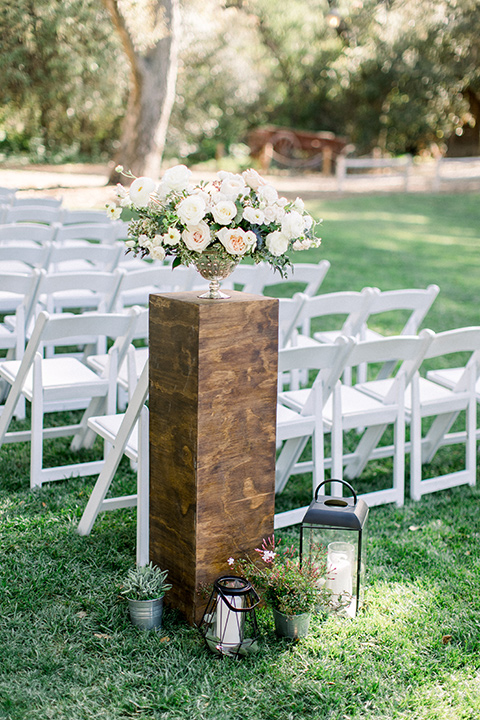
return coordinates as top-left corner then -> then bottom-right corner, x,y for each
199,576 -> 260,658
300,480 -> 368,618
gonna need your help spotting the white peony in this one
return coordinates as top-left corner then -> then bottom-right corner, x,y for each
257,183 -> 278,204
129,176 -> 156,207
243,206 -> 265,225
242,168 -> 265,191
216,227 -> 254,255
177,195 -> 206,226
281,210 -> 306,239
182,221 -> 212,252
163,227 -> 181,246
265,230 -> 289,256
161,164 -> 192,192
211,200 -> 238,225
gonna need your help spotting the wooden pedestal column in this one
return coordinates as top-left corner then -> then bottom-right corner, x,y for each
149,290 -> 278,624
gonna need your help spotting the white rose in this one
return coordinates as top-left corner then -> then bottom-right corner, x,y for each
242,206 -> 265,225
244,230 -> 257,250
263,206 -> 277,224
138,234 -> 151,248
216,227 -> 251,255
163,227 -> 181,246
177,195 -> 206,225
257,184 -> 278,204
272,204 -> 286,222
182,221 -> 212,252
242,168 -> 265,191
216,170 -> 235,181
161,164 -> 192,192
211,200 -> 238,225
265,230 -> 290,256
150,245 -> 166,261
220,175 -> 248,201
281,210 -> 306,239
129,176 -> 156,207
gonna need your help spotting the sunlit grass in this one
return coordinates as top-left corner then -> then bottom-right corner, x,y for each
1,192 -> 480,718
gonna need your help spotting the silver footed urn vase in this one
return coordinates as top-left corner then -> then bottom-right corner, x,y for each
193,250 -> 239,299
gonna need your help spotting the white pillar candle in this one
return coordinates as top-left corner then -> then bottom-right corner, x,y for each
216,594 -> 243,647
326,542 -> 355,616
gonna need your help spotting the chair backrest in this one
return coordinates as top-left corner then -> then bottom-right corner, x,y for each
278,335 -> 356,415
263,260 -> 331,297
13,196 -> 62,208
295,286 -> 379,338
113,264 -> 195,309
0,223 -> 56,245
0,242 -> 52,270
422,326 -> 480,392
54,223 -> 117,245
363,284 -> 440,336
60,209 -> 111,225
46,241 -> 123,272
3,205 -> 63,225
25,268 -> 125,327
348,330 -> 434,401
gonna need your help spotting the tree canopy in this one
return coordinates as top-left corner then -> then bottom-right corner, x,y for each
0,0 -> 478,167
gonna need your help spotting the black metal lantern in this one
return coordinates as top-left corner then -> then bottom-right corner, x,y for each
300,480 -> 368,618
198,576 -> 260,658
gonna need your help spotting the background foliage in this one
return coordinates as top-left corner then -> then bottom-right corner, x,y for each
0,0 -> 479,164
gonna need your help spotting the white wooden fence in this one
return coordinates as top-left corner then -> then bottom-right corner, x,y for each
336,155 -> 413,192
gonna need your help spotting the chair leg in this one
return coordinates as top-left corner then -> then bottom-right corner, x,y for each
71,396 -> 107,450
275,436 -> 309,493
30,358 -> 44,489
136,406 -> 150,567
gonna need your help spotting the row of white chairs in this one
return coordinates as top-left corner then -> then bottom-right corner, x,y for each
75,321 -> 480,564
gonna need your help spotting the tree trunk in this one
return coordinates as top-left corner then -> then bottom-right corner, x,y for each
103,0 -> 180,183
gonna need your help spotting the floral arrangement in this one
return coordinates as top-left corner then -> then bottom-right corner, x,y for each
228,535 -> 330,616
107,164 -> 321,277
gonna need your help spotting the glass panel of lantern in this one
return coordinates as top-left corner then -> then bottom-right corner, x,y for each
198,576 -> 260,658
300,480 -> 368,618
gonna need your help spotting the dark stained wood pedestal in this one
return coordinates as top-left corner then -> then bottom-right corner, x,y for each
149,290 -> 278,624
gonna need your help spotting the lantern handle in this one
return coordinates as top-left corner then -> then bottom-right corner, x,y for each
314,479 -> 357,505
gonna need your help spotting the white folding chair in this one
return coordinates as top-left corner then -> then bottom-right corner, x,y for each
292,287 -> 379,385
0,243 -> 52,276
77,361 -> 150,566
325,332 -> 434,508
53,222 -> 117,247
357,284 -> 440,381
0,307 -> 140,488
274,336 -> 356,529
3,205 -> 63,225
0,270 -> 42,362
261,260 -> 331,297
0,222 -> 56,247
407,327 -> 480,500
46,241 -> 123,273
112,264 -> 196,310
87,307 -> 149,403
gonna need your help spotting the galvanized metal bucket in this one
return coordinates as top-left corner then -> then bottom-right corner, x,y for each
128,597 -> 164,630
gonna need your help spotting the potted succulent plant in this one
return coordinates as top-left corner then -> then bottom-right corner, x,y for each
228,535 -> 328,639
121,562 -> 172,631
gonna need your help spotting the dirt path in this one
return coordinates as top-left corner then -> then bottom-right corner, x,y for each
1,161 -> 479,210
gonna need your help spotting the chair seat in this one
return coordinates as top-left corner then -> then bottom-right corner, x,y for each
426,367 -> 479,394
276,403 -> 315,442
324,384 -> 399,429
88,347 -> 148,388
357,376 -> 468,415
88,413 -> 139,462
0,357 -> 109,403
0,324 -> 16,347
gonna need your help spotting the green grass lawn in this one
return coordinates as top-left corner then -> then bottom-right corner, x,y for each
1,192 -> 480,720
